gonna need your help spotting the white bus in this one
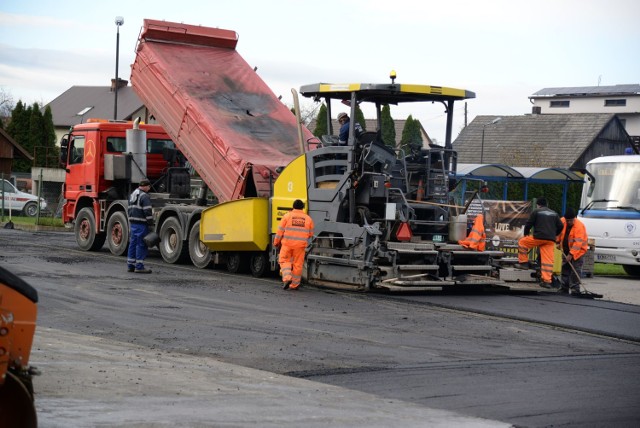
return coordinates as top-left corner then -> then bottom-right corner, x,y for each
578,155 -> 640,277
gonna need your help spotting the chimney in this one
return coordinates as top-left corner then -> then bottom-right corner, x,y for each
111,78 -> 129,91
532,106 -> 542,115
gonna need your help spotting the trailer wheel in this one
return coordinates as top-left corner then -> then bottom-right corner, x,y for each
188,220 -> 212,268
107,211 -> 129,256
75,207 -> 106,251
250,252 -> 269,277
159,216 -> 189,264
226,252 -> 248,273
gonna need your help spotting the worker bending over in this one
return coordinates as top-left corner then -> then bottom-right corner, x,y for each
516,197 -> 563,288
557,207 -> 588,295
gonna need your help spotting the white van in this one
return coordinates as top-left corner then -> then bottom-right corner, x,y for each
1,179 -> 48,217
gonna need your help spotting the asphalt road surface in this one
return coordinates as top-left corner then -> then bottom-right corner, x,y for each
1,228 -> 639,427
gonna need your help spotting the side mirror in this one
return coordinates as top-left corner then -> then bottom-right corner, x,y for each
59,136 -> 69,167
587,178 -> 595,198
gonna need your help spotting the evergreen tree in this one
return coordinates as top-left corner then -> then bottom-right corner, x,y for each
313,103 -> 328,138
6,101 -> 31,172
355,104 -> 366,131
381,104 -> 395,148
400,115 -> 423,153
28,103 -> 46,167
42,105 -> 59,165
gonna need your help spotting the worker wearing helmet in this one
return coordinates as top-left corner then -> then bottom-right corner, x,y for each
337,112 -> 363,145
274,199 -> 314,290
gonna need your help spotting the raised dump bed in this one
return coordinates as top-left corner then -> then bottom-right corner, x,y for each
131,19 -> 314,202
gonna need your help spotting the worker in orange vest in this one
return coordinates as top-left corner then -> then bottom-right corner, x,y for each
515,197 -> 564,288
556,207 -> 589,295
458,214 -> 486,251
274,199 -> 315,290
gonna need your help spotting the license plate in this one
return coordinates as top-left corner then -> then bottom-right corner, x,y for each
596,254 -> 617,262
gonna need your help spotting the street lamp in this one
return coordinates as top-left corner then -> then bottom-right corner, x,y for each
114,16 -> 124,120
480,117 -> 501,164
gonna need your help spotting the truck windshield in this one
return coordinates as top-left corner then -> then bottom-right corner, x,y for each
582,161 -> 640,211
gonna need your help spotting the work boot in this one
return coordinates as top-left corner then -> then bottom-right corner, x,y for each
282,280 -> 291,290
570,287 -> 582,296
539,281 -> 553,289
135,268 -> 152,274
127,266 -> 135,273
513,263 -> 529,270
558,287 -> 570,294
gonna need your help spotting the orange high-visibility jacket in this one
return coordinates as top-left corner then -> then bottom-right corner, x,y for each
458,214 -> 486,251
557,217 -> 589,260
274,209 -> 314,249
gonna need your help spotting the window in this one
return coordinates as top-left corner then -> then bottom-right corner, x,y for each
69,136 -> 85,164
604,99 -> 626,107
106,137 -> 127,152
549,100 -> 570,108
148,139 -> 175,154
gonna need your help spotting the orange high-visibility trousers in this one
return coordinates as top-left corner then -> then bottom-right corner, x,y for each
458,214 -> 486,251
279,245 -> 306,289
518,236 -> 555,283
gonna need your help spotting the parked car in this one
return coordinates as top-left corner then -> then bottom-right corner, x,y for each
1,179 -> 47,217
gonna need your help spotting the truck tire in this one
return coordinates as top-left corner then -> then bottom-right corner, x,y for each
226,252 -> 248,273
107,211 -> 129,256
159,216 -> 189,264
250,252 -> 269,277
75,207 -> 106,251
188,220 -> 213,268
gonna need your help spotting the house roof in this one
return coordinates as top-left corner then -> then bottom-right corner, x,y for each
530,84 -> 640,98
453,113 -> 618,167
0,126 -> 33,160
46,85 -> 144,127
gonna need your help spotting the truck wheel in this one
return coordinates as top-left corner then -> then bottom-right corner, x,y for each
159,216 -> 189,264
250,252 -> 269,277
226,252 -> 248,273
107,211 -> 129,256
75,207 -> 106,251
22,202 -> 38,218
188,220 -> 212,268
622,264 -> 640,277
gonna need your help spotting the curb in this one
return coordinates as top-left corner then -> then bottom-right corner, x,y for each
0,222 -> 72,232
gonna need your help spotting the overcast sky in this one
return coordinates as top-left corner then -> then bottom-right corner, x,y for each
1,0 -> 638,142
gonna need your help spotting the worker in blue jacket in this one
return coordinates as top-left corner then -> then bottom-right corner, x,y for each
127,179 -> 154,273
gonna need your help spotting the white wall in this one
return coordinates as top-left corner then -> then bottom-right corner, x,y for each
531,95 -> 640,136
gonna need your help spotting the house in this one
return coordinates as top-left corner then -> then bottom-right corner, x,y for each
46,79 -> 152,144
452,113 -> 630,169
307,118 -> 432,148
0,127 -> 33,177
529,84 -> 640,145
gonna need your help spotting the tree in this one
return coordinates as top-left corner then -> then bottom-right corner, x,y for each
6,101 -> 58,172
400,115 -> 423,153
312,103 -> 328,138
0,88 -> 14,129
381,104 -> 395,148
355,104 -> 366,131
